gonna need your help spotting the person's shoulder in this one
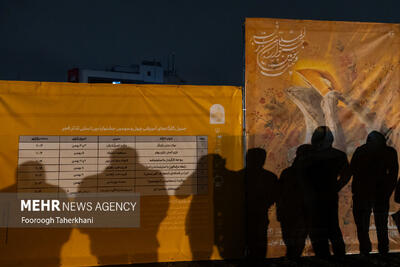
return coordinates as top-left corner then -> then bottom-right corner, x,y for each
385,146 -> 398,157
228,169 -> 243,180
0,184 -> 17,193
330,147 -> 348,158
353,144 -> 367,153
386,145 -> 397,153
279,166 -> 295,181
263,169 -> 278,180
280,166 -> 292,176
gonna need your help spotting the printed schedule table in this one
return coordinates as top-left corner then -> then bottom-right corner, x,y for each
17,136 -> 208,195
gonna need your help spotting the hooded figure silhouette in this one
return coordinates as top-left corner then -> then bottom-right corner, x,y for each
301,126 -> 350,257
351,131 -> 398,254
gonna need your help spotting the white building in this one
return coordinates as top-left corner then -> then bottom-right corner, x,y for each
68,61 -> 164,84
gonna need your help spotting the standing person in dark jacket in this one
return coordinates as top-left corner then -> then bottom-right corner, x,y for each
303,126 -> 351,257
351,131 -> 398,255
242,148 -> 278,260
277,144 -> 313,258
213,154 -> 246,259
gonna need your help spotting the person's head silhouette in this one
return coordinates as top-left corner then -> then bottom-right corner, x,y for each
366,131 -> 386,148
311,126 -> 334,149
16,161 -> 47,192
105,146 -> 136,168
212,154 -> 226,171
246,148 -> 266,170
293,144 -> 313,165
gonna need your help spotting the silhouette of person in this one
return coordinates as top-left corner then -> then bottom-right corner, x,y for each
78,147 -> 168,264
176,154 -> 245,260
277,144 -> 313,258
350,131 -> 398,255
301,126 -> 350,257
241,148 -> 278,260
175,155 -> 213,260
0,161 -> 71,266
213,154 -> 245,259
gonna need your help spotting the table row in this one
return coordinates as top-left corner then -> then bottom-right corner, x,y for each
19,149 -> 208,158
19,142 -> 206,150
17,184 -> 208,195
18,169 -> 208,180
18,176 -> 208,188
20,135 -> 208,143
19,157 -> 208,167
18,164 -> 209,172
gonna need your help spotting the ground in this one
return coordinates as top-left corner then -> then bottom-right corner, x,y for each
107,253 -> 400,267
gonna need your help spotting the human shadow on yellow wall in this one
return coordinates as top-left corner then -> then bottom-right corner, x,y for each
78,147 -> 168,265
176,153 -> 246,261
0,161 -> 72,267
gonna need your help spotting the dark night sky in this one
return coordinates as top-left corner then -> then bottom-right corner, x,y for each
1,0 -> 399,86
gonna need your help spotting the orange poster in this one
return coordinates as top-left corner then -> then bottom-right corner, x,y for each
0,81 -> 243,266
246,18 -> 400,257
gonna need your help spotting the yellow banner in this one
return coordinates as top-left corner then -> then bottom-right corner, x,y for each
246,18 -> 400,257
0,81 -> 243,266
